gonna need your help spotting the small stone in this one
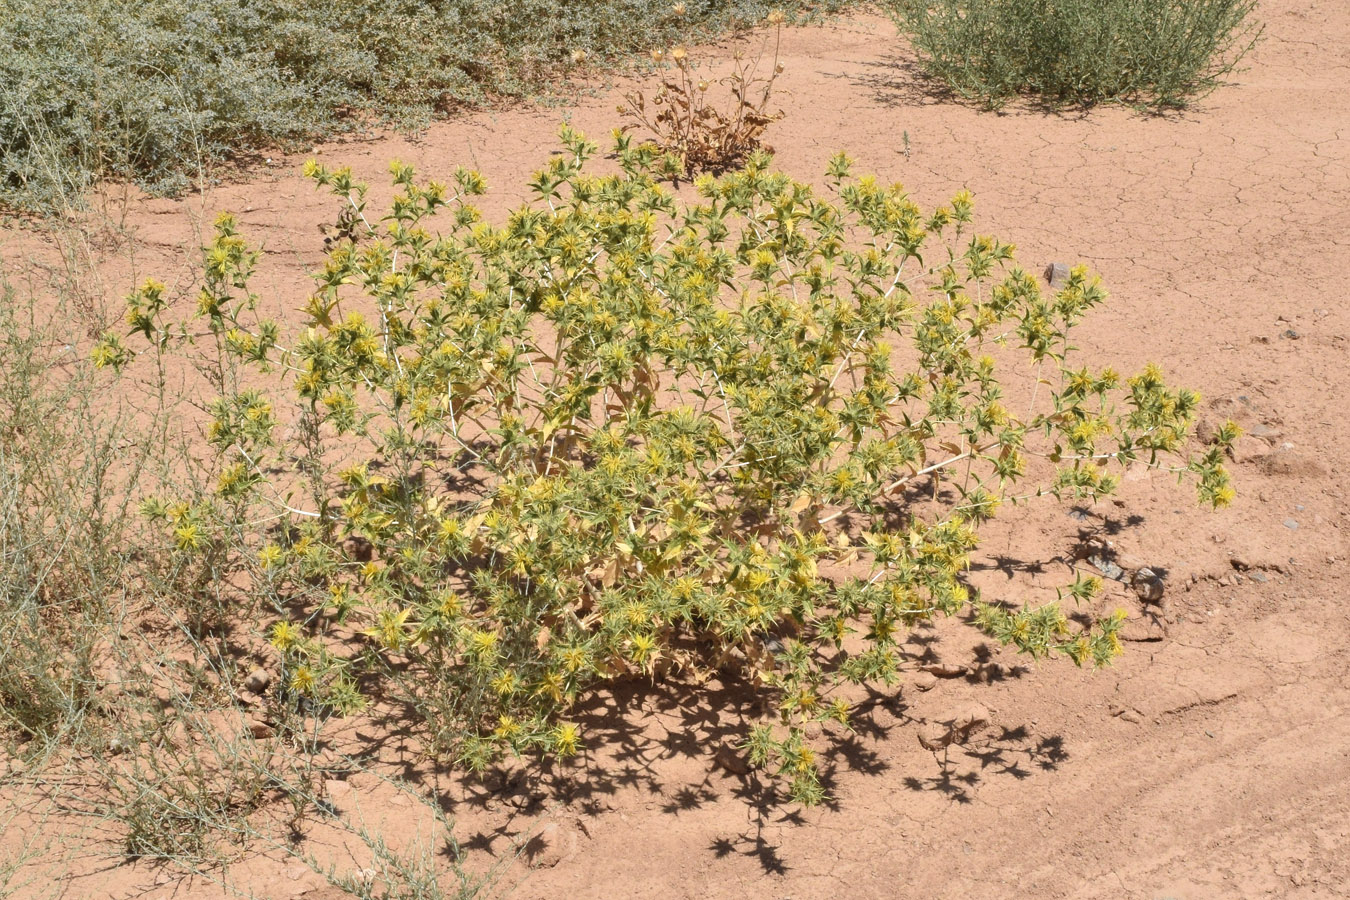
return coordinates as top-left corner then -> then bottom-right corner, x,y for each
1249,571 -> 1269,584
713,743 -> 750,776
244,668 -> 271,695
1044,262 -> 1071,288
1280,329 -> 1300,340
249,721 -> 274,740
1088,553 -> 1126,582
909,670 -> 939,692
1119,709 -> 1142,724
1131,568 -> 1165,603
920,662 -> 969,679
528,822 -> 577,869
1284,518 -> 1299,530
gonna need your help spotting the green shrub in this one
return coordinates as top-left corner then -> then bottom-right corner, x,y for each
889,0 -> 1261,110
98,128 -> 1236,805
0,0 -> 854,211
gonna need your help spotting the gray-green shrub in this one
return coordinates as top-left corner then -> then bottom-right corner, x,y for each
889,0 -> 1260,110
0,0 -> 853,211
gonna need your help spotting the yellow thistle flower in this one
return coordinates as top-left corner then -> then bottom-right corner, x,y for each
269,621 -> 300,652
553,722 -> 581,757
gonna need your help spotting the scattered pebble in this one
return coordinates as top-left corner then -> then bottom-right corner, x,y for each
1131,568 -> 1165,603
244,667 -> 272,695
909,670 -> 939,692
714,743 -> 750,776
1088,552 -> 1126,582
1044,262 -> 1071,288
1249,572 -> 1269,584
1284,518 -> 1300,530
920,662 -> 969,678
1280,329 -> 1301,340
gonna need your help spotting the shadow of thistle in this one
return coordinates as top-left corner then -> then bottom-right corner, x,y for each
332,621 -> 1069,872
903,724 -> 1069,805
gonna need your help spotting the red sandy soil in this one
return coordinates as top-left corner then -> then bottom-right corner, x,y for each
2,1 -> 1348,897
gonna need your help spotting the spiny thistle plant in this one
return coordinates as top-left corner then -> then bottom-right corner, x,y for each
621,13 -> 786,176
95,126 -> 1236,805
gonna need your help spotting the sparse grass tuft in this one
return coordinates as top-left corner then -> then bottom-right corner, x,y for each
0,282 -> 138,750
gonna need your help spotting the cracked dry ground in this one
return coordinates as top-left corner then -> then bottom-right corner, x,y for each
3,0 -> 1348,898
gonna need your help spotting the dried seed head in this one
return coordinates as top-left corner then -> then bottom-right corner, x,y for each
671,2 -> 687,15
571,49 -> 588,64
651,48 -> 665,62
698,80 -> 709,92
671,45 -> 687,63
775,62 -> 784,74
767,10 -> 786,25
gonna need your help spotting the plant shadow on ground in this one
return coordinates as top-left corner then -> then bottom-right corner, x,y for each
406,670 -> 1065,874
840,53 -> 1194,120
270,488 -> 1105,871
905,725 -> 1069,804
